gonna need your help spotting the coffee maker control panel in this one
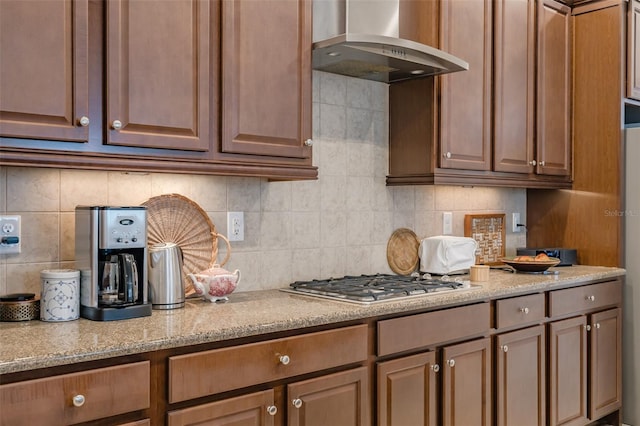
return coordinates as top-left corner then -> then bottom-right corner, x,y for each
99,208 -> 147,249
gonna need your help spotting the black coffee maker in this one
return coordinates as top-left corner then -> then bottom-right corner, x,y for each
75,206 -> 152,321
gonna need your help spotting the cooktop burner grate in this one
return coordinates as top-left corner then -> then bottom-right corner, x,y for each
284,273 -> 478,304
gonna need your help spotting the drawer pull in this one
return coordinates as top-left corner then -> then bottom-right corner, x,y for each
267,405 -> 278,416
586,295 -> 596,302
431,364 -> 440,373
292,398 -> 303,409
501,345 -> 509,353
519,307 -> 530,314
72,394 -> 86,407
447,359 -> 455,367
595,323 -> 601,329
78,116 -> 90,127
585,324 -> 592,332
278,354 -> 290,365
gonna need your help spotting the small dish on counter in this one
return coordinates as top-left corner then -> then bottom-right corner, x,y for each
499,256 -> 561,272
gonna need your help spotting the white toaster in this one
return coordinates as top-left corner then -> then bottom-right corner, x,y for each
419,236 -> 478,275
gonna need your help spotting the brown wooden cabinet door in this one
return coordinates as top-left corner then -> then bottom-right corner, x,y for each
0,0 -> 89,142
628,0 -> 640,100
589,308 -> 622,420
495,325 -> 545,426
220,0 -> 312,160
167,389 -> 275,426
377,351 -> 438,426
493,0 -> 536,174
439,0 -> 492,171
549,316 -> 588,426
287,367 -> 370,426
106,0 -> 212,151
536,0 -> 572,176
441,337 -> 491,426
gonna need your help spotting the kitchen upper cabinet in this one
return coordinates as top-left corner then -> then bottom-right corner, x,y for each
439,0 -> 492,171
219,0 -> 312,160
628,0 -> 640,99
106,0 -> 211,151
0,0 -> 316,180
536,0 -> 572,177
0,0 -> 89,142
388,0 -> 572,188
493,0 -> 536,174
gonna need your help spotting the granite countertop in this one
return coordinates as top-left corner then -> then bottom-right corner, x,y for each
0,265 -> 625,375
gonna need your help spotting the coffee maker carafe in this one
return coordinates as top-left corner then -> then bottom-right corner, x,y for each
75,206 -> 152,321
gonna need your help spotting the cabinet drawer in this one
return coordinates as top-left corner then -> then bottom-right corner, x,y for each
549,281 -> 622,318
495,293 -> 545,329
377,303 -> 490,356
0,361 -> 150,426
168,324 -> 368,403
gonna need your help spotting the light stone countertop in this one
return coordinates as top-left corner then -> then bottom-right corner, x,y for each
0,265 -> 625,375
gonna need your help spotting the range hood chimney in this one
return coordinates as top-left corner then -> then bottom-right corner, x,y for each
312,0 -> 468,83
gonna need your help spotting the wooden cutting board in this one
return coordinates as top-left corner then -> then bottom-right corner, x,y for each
386,228 -> 420,275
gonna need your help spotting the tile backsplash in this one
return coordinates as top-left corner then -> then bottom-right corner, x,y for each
0,72 -> 526,295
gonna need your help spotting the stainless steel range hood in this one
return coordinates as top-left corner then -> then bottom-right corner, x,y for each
312,0 -> 469,83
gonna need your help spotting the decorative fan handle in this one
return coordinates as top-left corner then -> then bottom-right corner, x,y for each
213,232 -> 232,267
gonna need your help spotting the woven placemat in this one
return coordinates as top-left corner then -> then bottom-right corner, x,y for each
142,194 -> 230,295
386,228 -> 420,275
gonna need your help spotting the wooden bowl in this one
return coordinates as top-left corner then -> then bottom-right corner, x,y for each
499,257 -> 561,272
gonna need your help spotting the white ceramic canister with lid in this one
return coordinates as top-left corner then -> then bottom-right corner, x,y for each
40,269 -> 80,321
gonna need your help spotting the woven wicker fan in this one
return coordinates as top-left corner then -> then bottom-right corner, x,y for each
142,194 -> 230,295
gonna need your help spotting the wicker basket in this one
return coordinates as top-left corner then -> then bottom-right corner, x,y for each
142,194 -> 230,295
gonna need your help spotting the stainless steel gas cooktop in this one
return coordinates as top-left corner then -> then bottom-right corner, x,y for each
282,273 -> 480,305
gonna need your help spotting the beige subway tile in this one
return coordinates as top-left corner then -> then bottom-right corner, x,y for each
150,173 -> 192,199
60,170 -> 109,211
7,167 -> 59,212
60,212 -> 75,262
9,213 -> 58,264
291,248 -> 322,282
108,172 -> 152,205
191,175 -> 227,211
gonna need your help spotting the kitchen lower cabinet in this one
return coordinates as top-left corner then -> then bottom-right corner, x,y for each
287,367 -> 370,426
495,325 -> 546,426
441,337 -> 492,426
377,352 -> 438,426
548,282 -> 623,426
167,390 -> 276,426
0,361 -> 150,426
376,303 -> 491,426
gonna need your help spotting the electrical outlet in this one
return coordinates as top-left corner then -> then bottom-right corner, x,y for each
0,215 -> 21,254
227,212 -> 244,242
443,212 -> 453,235
512,212 -> 521,233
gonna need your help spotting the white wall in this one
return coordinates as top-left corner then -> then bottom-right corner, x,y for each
0,72 -> 527,295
